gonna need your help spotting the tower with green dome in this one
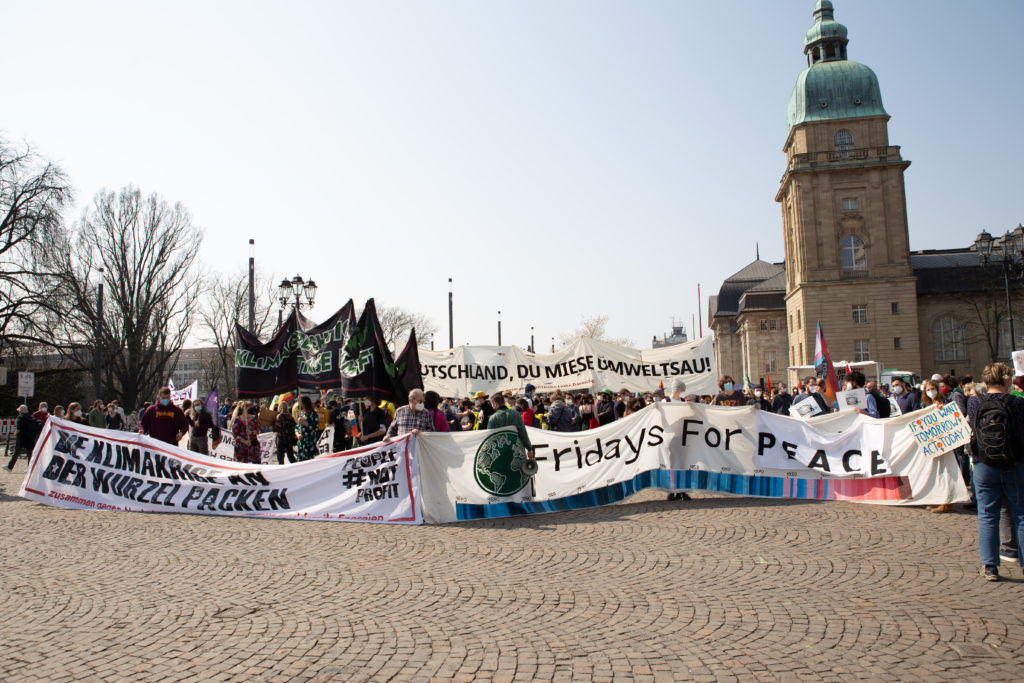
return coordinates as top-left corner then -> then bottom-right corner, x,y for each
776,0 -> 921,378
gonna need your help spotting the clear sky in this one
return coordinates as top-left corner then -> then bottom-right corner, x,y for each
5,0 -> 1022,350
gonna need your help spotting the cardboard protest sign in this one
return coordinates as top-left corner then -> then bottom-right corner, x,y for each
902,403 -> 970,458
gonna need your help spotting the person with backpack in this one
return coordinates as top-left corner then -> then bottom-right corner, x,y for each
967,362 -> 1024,581
547,390 -> 574,432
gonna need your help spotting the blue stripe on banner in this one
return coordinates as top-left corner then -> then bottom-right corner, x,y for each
454,470 -> 839,521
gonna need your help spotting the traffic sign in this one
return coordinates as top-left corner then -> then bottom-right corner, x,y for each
18,371 -> 34,398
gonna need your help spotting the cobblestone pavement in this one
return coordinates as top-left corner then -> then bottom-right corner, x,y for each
1,463 -> 1022,683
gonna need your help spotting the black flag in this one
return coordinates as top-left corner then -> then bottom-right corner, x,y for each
389,328 -> 424,405
340,299 -> 399,403
235,301 -> 355,397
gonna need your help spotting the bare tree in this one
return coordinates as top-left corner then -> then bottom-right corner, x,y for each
372,303 -> 438,353
558,315 -> 634,348
195,269 -> 277,397
41,187 -> 204,410
0,138 -> 72,357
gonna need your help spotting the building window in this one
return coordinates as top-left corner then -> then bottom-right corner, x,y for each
997,316 -> 1023,358
760,319 -> 769,331
799,342 -> 803,362
854,340 -> 870,362
852,305 -> 868,325
891,302 -> 900,315
789,314 -> 793,330
797,309 -> 802,329
841,236 -> 867,271
894,337 -> 902,350
769,319 -> 778,331
766,351 -> 777,373
834,129 -> 854,151
932,317 -> 966,361
842,198 -> 859,212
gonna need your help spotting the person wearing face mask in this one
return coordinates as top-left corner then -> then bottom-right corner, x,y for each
385,389 -> 435,438
66,402 -> 87,424
355,397 -> 388,445
792,377 -> 830,415
32,402 -> 50,427
751,386 -> 771,411
890,377 -> 921,414
139,387 -> 190,445
711,376 -> 748,407
188,397 -> 221,455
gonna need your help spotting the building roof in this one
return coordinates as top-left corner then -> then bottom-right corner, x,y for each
714,260 -> 786,316
787,1 -> 887,129
910,248 -> 998,295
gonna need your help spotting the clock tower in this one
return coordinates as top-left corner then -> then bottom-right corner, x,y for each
777,0 -> 921,375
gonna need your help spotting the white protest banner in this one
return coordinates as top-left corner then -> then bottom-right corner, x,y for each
206,430 -> 276,464
417,403 -> 968,523
836,388 -> 867,413
901,403 -> 970,458
20,417 -> 422,524
418,336 -> 717,397
170,381 -> 197,406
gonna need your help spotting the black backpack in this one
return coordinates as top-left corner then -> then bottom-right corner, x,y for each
870,389 -> 891,418
971,394 -> 1019,466
549,403 -> 572,432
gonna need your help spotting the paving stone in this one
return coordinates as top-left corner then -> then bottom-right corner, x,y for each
0,472 -> 1022,680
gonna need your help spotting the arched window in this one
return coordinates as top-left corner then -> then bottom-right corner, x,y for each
997,315 -> 1023,359
933,317 -> 966,362
841,236 -> 866,271
834,129 -> 854,151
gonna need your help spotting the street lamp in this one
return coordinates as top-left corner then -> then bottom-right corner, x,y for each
497,310 -> 502,346
530,326 -> 535,353
976,226 -> 1024,358
277,274 -> 318,327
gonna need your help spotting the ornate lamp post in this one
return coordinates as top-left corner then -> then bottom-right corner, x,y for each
277,274 -> 318,327
975,226 -> 1024,357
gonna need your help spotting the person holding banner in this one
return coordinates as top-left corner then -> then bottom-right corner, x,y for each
385,389 -> 434,438
140,387 -> 190,445
487,393 -> 534,457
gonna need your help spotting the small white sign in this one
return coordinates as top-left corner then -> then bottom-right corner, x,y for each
888,396 -> 902,416
1013,350 -> 1024,377
18,371 -> 34,398
789,397 -> 823,419
836,388 -> 867,413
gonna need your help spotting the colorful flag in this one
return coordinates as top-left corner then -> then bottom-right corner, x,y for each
814,322 -> 840,406
205,386 -> 219,414
765,373 -> 772,392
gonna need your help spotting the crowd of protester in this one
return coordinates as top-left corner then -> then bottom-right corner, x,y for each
6,365 -> 1023,582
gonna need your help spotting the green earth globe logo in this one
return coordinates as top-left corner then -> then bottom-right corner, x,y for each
473,431 -> 530,496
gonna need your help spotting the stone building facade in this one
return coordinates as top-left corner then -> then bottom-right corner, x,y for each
711,1 -> 1023,387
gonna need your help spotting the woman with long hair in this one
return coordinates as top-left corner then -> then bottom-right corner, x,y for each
296,396 -> 319,461
231,401 -> 261,464
922,380 -> 954,514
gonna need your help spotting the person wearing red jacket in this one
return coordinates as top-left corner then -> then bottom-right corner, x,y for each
139,386 -> 190,445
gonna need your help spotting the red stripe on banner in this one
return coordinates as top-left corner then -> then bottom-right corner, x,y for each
24,487 -> 45,496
